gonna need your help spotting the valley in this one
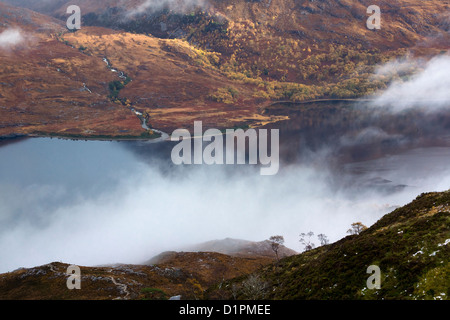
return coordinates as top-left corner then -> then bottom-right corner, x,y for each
0,0 -> 449,302
1,0 -> 449,138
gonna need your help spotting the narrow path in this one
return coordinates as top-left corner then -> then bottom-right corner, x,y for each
109,276 -> 131,300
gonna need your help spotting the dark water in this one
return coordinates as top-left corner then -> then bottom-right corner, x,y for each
266,101 -> 450,163
265,101 -> 450,191
1,101 -> 450,272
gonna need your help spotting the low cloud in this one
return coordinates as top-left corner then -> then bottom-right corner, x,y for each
2,138 -> 450,273
339,127 -> 404,147
372,54 -> 450,112
126,0 -> 208,17
0,28 -> 24,49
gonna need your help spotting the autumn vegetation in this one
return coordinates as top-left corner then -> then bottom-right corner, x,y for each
1,0 -> 449,138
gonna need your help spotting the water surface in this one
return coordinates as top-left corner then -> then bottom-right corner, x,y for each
1,101 -> 450,273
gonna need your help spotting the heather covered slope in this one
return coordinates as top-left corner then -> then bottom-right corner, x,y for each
0,191 -> 448,300
0,251 -> 274,300
185,238 -> 297,259
58,27 -> 287,133
7,0 -> 450,51
0,1 -> 287,137
0,2 -> 147,138
206,190 -> 450,300
8,1 -> 449,71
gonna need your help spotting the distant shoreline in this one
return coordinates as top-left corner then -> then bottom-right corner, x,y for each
0,98 -> 402,143
267,98 -> 376,107
0,99 -> 362,143
267,97 -> 450,107
28,131 -> 167,142
0,132 -> 167,143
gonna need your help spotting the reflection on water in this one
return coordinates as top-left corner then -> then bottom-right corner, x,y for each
266,101 -> 450,162
341,147 -> 450,195
263,101 -> 450,191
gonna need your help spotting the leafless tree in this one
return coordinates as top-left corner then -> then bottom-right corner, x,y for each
241,274 -> 268,300
269,235 -> 284,262
299,231 -> 316,251
231,283 -> 239,300
317,233 -> 329,246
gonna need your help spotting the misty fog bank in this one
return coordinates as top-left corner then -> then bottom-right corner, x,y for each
1,135 -> 450,273
372,54 -> 450,111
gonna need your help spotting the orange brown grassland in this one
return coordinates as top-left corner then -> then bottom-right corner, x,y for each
0,0 -> 449,138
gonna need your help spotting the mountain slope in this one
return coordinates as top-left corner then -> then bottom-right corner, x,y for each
8,0 -> 449,75
0,2 -> 148,138
0,1 -> 288,137
7,0 -> 450,50
207,190 -> 450,300
1,0 -> 449,137
0,190 -> 448,300
0,251 -> 274,300
184,238 -> 297,259
59,27 -> 286,133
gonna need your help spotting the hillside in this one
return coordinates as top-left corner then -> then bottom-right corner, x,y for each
0,2 -> 148,138
0,251 -> 273,300
8,1 -> 450,52
0,237 -> 296,300
1,0 -> 449,138
184,238 -> 297,259
207,190 -> 450,300
0,191 -> 448,300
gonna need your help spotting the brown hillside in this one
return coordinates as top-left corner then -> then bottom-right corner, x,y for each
0,0 -> 448,138
185,238 -> 298,259
0,2 -> 145,138
0,251 -> 273,300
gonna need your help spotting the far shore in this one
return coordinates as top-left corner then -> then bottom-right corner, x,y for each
266,98 -> 376,107
0,132 -> 167,143
0,98 -> 385,143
